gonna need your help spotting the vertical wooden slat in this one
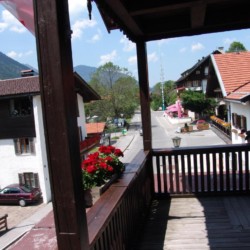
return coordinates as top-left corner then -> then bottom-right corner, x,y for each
206,153 -> 211,192
168,156 -> 174,193
187,154 -> 192,193
245,150 -> 249,190
219,152 -> 224,192
33,1 -> 89,249
225,152 -> 230,192
181,154 -> 186,193
238,151 -> 243,191
200,153 -> 204,192
156,155 -> 161,194
174,155 -> 180,193
232,152 -> 237,191
162,155 -> 168,193
213,153 -> 217,192
194,154 -> 198,192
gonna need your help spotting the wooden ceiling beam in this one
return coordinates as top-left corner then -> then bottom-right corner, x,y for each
191,3 -> 206,28
105,0 -> 143,36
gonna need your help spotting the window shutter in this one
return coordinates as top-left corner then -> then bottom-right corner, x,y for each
30,138 -> 35,154
14,139 -> 21,155
34,173 -> 40,188
18,173 -> 25,185
242,116 -> 247,130
236,115 -> 241,128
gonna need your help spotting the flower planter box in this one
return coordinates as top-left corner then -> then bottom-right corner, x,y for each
197,124 -> 209,130
87,173 -> 120,207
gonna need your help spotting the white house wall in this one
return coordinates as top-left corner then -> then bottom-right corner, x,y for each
230,101 -> 250,144
33,95 -> 51,203
0,95 -> 51,204
77,94 -> 87,139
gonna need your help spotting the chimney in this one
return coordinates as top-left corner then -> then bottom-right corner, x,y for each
21,69 -> 34,77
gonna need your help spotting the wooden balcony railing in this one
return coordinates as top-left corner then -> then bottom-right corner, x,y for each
87,150 -> 153,249
85,144 -> 250,249
152,144 -> 250,196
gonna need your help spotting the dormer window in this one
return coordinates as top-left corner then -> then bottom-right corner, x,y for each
10,97 -> 33,117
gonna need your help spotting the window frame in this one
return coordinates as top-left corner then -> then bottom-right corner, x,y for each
14,138 -> 35,155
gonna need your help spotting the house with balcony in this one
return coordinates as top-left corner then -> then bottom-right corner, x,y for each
0,71 -> 100,203
175,49 -> 222,119
208,51 -> 250,143
3,0 -> 250,249
176,49 -> 223,94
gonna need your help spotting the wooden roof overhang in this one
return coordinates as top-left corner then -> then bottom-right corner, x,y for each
94,0 -> 250,42
74,72 -> 101,103
32,1 -> 250,249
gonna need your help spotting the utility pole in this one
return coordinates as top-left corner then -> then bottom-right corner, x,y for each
159,50 -> 165,111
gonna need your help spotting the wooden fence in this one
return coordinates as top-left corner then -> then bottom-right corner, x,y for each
152,144 -> 250,196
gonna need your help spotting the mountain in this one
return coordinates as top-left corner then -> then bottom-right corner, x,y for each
0,51 -> 32,79
0,51 -> 97,82
74,65 -> 97,82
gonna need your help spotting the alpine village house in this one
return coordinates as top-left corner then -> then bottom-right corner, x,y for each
176,50 -> 250,144
0,70 -> 100,203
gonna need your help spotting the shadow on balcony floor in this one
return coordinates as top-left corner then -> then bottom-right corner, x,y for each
133,196 -> 250,250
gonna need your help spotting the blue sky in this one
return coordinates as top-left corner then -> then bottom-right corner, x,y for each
1,0 -> 250,87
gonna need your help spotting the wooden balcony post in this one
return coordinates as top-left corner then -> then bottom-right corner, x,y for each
33,0 -> 89,249
136,41 -> 152,151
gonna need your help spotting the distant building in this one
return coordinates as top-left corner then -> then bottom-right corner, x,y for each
0,71 -> 100,203
209,52 -> 250,143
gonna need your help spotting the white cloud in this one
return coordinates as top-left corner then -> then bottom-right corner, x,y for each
71,18 -> 97,40
179,47 -> 187,53
7,50 -> 33,59
88,29 -> 102,43
99,50 -> 117,65
147,52 -> 158,62
223,37 -> 236,45
128,55 -> 137,65
0,21 -> 8,32
90,33 -> 100,42
191,42 -> 204,52
1,10 -> 26,33
120,36 -> 135,52
69,0 -> 87,18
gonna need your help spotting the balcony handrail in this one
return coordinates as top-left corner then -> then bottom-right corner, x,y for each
152,143 -> 250,196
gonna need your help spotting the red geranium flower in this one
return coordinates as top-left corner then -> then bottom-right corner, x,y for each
82,145 -> 125,190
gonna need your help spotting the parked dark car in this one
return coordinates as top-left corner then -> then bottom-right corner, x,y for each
0,184 -> 42,207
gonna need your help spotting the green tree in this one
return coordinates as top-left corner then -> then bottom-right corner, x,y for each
226,41 -> 247,53
85,62 -> 139,121
181,90 -> 217,117
150,80 -> 176,110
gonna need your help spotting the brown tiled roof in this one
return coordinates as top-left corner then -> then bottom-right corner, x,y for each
225,81 -> 250,102
86,122 -> 106,134
0,76 -> 40,97
0,73 -> 101,102
213,52 -> 250,95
